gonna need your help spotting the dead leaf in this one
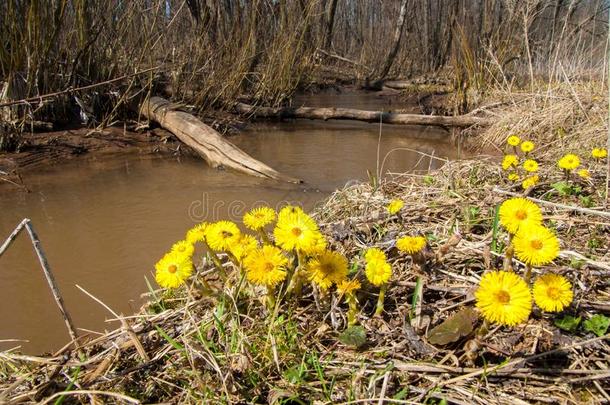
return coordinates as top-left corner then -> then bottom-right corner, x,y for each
427,307 -> 478,346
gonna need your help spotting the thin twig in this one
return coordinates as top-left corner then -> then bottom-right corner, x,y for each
0,218 -> 28,257
1,219 -> 80,344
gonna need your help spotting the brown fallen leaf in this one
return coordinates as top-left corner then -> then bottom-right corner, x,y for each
427,307 -> 479,346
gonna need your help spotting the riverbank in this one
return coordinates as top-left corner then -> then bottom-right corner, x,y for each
2,148 -> 608,403
0,85 -> 460,191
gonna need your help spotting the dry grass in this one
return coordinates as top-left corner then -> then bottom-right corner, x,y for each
1,153 -> 608,403
473,81 -> 608,161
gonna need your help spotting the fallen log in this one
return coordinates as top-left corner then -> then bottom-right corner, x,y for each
235,102 -> 490,128
140,97 -> 300,183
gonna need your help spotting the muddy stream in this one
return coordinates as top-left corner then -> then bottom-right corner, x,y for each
0,92 -> 465,353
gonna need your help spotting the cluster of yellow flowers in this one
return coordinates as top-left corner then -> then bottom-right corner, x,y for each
502,135 -> 540,190
503,135 -> 608,189
475,197 -> 573,326
556,147 -> 607,180
153,197 -> 432,326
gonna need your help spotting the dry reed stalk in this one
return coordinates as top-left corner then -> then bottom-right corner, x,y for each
0,218 -> 79,345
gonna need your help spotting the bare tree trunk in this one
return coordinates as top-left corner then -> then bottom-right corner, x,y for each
324,0 -> 339,49
378,0 -> 409,80
140,97 -> 300,183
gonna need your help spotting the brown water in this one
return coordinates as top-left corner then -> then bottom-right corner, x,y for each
0,92 -> 462,354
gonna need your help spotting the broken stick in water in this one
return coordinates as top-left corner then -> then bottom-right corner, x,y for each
0,218 -> 79,345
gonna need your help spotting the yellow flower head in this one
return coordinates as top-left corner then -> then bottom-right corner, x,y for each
396,235 -> 426,255
557,154 -> 580,171
310,232 -> 328,255
274,209 -> 320,253
592,148 -> 608,159
475,270 -> 532,326
155,251 -> 194,288
507,172 -> 520,182
533,273 -> 573,312
507,135 -> 521,147
502,154 -> 519,170
387,199 -> 404,215
521,175 -> 539,190
186,223 -> 208,244
364,247 -> 386,263
244,245 -> 288,287
520,141 -> 535,153
499,198 -> 543,234
523,159 -> 539,172
205,221 -> 241,252
171,240 -> 195,257
364,249 -> 391,286
337,278 -> 361,296
513,225 -> 560,267
278,205 -> 305,222
577,169 -> 591,179
229,234 -> 259,263
243,206 -> 276,231
308,250 -> 349,290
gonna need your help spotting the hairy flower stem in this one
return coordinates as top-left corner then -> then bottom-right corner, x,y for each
503,238 -> 514,272
266,286 -> 276,311
375,283 -> 387,316
287,250 -> 305,296
203,241 -> 227,280
346,294 -> 359,326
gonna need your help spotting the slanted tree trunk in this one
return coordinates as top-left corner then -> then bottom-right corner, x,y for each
378,0 -> 409,80
140,97 -> 300,183
235,102 -> 489,128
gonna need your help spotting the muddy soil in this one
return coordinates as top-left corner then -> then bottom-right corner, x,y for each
0,127 -> 183,190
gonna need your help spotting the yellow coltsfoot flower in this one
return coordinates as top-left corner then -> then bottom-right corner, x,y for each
533,273 -> 573,312
155,251 -> 194,288
520,141 -> 535,153
277,205 -> 305,222
387,199 -> 404,215
244,245 -> 288,287
243,206 -> 276,231
365,257 -> 392,287
592,147 -> 607,159
364,247 -> 386,263
229,234 -> 259,263
171,240 -> 195,257
521,175 -> 539,190
205,221 -> 241,252
274,208 -> 320,253
337,278 -> 361,296
475,270 -> 532,326
308,250 -> 349,290
523,159 -> 539,172
513,224 -> 560,267
507,135 -> 521,147
502,154 -> 519,170
499,197 -> 543,234
508,172 -> 520,182
186,222 -> 208,244
557,153 -> 580,171
577,169 -> 591,179
396,235 -> 426,255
